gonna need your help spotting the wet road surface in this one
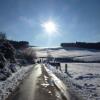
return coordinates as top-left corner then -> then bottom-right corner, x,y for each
11,64 -> 42,100
10,64 -> 81,100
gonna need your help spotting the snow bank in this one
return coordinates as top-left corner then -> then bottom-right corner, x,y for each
46,64 -> 100,100
44,65 -> 70,100
0,65 -> 34,100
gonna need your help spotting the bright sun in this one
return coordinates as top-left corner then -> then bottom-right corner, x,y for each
42,21 -> 57,34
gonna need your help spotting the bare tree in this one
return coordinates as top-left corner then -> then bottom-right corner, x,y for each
23,47 -> 36,63
0,32 -> 7,40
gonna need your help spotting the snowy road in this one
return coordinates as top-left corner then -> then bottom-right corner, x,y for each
10,64 -> 42,100
9,64 -> 81,100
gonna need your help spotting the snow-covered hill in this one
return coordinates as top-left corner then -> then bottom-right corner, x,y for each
36,47 -> 100,62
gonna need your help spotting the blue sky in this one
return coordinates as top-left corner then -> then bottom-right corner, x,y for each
0,0 -> 100,47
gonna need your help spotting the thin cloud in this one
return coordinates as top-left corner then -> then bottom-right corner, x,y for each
19,16 -> 36,27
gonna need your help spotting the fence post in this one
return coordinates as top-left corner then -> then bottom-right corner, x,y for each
65,64 -> 68,73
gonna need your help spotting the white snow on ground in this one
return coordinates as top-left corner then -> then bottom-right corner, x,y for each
50,48 -> 100,62
36,47 -> 100,62
61,63 -> 100,100
0,65 -> 34,100
47,63 -> 100,100
36,48 -> 47,58
44,65 -> 70,100
36,47 -> 100,100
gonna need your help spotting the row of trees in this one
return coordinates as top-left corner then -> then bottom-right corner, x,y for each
0,32 -> 29,49
61,42 -> 100,50
0,32 -> 36,64
8,40 -> 29,49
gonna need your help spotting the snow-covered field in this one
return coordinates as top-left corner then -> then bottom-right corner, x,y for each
61,63 -> 100,100
36,47 -> 100,62
0,65 -> 34,100
47,63 -> 100,100
36,47 -> 100,100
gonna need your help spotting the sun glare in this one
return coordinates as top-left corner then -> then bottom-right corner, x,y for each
42,21 -> 57,34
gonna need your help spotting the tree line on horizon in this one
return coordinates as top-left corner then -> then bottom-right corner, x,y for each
0,32 -> 29,49
61,42 -> 100,50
